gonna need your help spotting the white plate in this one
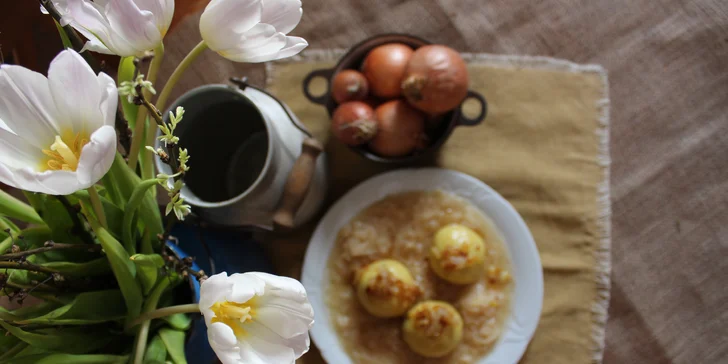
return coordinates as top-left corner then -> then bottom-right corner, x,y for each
302,168 -> 543,364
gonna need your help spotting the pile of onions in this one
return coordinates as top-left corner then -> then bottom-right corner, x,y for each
328,42 -> 468,159
401,45 -> 468,114
361,43 -> 414,98
369,100 -> 426,157
331,101 -> 378,146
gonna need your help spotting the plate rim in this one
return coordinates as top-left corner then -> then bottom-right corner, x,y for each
302,168 -> 543,364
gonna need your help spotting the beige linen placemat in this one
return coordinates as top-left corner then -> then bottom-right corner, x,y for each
263,50 -> 611,364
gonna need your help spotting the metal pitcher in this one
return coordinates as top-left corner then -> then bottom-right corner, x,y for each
155,78 -> 328,230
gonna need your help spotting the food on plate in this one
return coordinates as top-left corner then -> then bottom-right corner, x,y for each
327,191 -> 513,363
369,100 -> 426,157
401,45 -> 469,114
429,224 -> 487,284
331,101 -> 378,146
361,43 -> 414,98
332,70 -> 370,103
402,301 -> 464,358
354,259 -> 421,318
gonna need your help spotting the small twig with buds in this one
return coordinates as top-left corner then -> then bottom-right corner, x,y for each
0,261 -> 59,275
0,241 -> 102,260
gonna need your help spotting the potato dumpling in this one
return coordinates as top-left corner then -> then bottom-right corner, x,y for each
355,259 -> 421,318
429,224 -> 487,284
402,300 -> 464,358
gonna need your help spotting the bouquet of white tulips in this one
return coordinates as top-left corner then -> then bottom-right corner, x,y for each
0,1 -> 314,363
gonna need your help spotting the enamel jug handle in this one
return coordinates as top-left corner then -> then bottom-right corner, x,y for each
273,138 -> 324,230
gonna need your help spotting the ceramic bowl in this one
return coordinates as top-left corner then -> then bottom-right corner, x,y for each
301,168 -> 543,364
302,34 -> 487,164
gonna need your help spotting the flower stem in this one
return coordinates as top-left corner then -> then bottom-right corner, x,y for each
87,186 -> 107,229
128,44 -> 166,172
128,303 -> 200,329
132,319 -> 151,364
131,278 -> 179,364
156,41 -> 208,112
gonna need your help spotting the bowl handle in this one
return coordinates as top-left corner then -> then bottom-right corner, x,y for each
302,68 -> 334,105
458,90 -> 488,126
272,138 -> 325,230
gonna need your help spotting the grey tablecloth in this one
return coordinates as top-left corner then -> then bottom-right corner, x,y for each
159,1 -> 728,363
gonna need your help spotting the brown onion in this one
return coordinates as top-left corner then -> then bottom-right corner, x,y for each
369,100 -> 426,157
332,70 -> 369,103
331,101 -> 378,146
361,43 -> 414,98
401,45 -> 469,114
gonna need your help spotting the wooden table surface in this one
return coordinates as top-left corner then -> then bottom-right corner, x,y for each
158,1 -> 728,363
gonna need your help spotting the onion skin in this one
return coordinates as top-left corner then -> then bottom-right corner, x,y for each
361,43 -> 414,98
402,45 -> 469,114
331,101 -> 378,146
332,70 -> 369,103
369,100 -> 426,157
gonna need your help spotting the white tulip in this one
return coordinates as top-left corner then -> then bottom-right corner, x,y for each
43,0 -> 174,57
200,272 -> 315,364
200,0 -> 308,63
0,50 -> 117,195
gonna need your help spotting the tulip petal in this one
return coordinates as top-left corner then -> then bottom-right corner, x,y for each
48,50 -> 104,133
106,0 -> 162,54
200,273 -> 233,320
239,324 -> 298,364
133,0 -> 175,36
97,73 -> 119,127
201,0 -> 263,52
248,272 -> 314,340
66,0 -> 138,56
75,125 -> 116,186
260,0 -> 302,35
268,36 -> 308,61
229,35 -> 307,63
228,273 -> 265,303
208,322 -> 243,364
0,128 -> 44,170
0,65 -> 60,148
0,162 -> 80,196
65,0 -> 115,48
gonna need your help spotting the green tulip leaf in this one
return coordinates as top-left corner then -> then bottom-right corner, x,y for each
0,226 -> 52,255
144,334 -> 168,364
0,329 -> 22,352
162,313 -> 193,331
10,301 -> 61,320
74,190 -> 125,239
11,344 -> 50,358
92,224 -> 142,321
0,306 -> 20,321
107,154 -> 164,247
158,328 -> 187,364
0,189 -> 43,225
6,353 -> 129,364
23,193 -> 86,245
53,19 -> 73,49
40,257 -> 112,277
16,290 -> 125,325
0,322 -> 114,354
0,216 -> 20,235
130,253 -> 164,295
123,179 -> 162,254
119,56 -> 140,128
0,342 -> 27,362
